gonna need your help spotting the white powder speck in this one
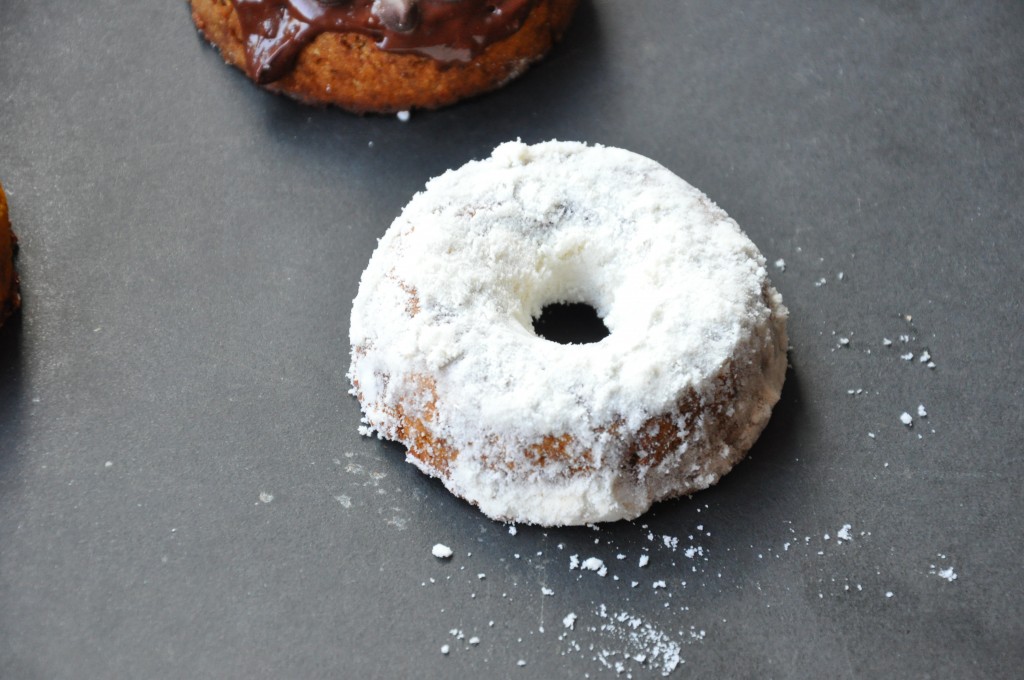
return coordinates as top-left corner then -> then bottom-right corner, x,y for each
468,636 -> 480,645
517,660 -> 526,667
563,613 -> 577,629
868,432 -> 876,438
837,271 -> 844,280
917,404 -> 928,418
920,350 -> 931,362
652,580 -> 667,589
837,524 -> 853,542
839,337 -> 850,346
396,110 -> 410,122
631,581 -> 639,588
542,587 -> 555,596
774,258 -> 786,271
569,554 -> 580,570
581,557 -> 607,576
334,495 -> 352,508
441,644 -> 450,655
885,591 -> 894,598
638,554 -> 650,568
104,461 -> 113,468
900,412 -> 913,426
901,352 -> 914,361
432,544 -> 453,559
258,492 -> 274,504
508,525 -> 517,535
883,338 -> 893,346
930,564 -> 958,582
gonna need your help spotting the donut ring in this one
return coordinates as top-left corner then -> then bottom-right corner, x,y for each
349,141 -> 788,526
189,0 -> 579,113
0,180 -> 20,327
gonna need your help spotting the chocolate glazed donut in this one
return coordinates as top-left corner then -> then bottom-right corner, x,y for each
190,0 -> 579,112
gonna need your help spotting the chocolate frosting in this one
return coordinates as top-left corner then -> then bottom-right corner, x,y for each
231,0 -> 537,84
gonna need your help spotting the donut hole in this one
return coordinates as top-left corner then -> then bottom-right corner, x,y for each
532,302 -> 609,345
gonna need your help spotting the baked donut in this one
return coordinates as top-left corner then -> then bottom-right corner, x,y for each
349,141 -> 788,526
189,0 -> 579,113
0,180 -> 20,327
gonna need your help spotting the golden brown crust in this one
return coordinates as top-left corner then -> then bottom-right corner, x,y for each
189,0 -> 579,113
0,180 -> 21,326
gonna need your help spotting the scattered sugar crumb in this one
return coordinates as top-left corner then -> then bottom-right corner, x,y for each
917,404 -> 928,418
652,580 -> 667,589
508,525 -> 518,536
838,337 -> 850,347
432,544 -> 453,559
334,495 -> 352,508
517,660 -> 526,667
581,557 -> 607,576
104,461 -> 113,468
638,554 -> 650,568
468,636 -> 480,646
774,258 -> 786,271
542,587 -> 555,596
900,412 -> 913,427
883,338 -> 893,346
885,591 -> 894,598
563,613 -> 577,630
441,644 -> 450,655
258,491 -> 274,504
396,110 -> 411,122
901,352 -> 914,361
837,524 -> 853,542
569,554 -> 580,570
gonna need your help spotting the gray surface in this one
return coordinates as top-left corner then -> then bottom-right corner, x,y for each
1,1 -> 1022,678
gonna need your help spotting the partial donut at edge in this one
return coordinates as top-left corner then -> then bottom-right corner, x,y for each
189,0 -> 579,113
0,181 -> 21,327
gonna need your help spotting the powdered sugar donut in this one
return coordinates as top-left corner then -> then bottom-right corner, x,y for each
349,141 -> 788,526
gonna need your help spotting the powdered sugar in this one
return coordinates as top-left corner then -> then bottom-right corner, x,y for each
349,141 -> 787,526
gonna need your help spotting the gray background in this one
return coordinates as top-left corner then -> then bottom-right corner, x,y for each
1,1 -> 1022,678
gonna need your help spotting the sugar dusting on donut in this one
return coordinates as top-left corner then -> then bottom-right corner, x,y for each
349,141 -> 788,526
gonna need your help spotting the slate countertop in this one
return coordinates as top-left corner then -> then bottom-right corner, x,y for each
1,1 -> 1021,678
